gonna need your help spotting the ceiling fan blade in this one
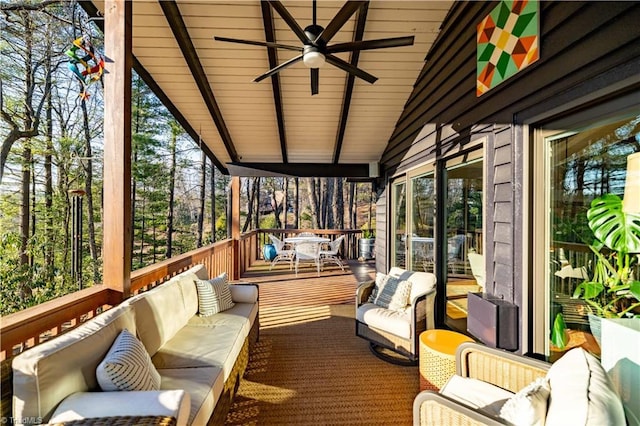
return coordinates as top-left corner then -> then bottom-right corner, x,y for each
268,1 -> 309,44
326,36 -> 415,54
317,1 -> 366,44
253,54 -> 303,83
311,68 -> 319,95
214,36 -> 302,52
325,54 -> 377,84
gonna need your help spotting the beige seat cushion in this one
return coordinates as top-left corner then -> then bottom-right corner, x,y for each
356,302 -> 411,339
441,375 -> 513,417
187,302 -> 258,338
49,390 -> 190,426
159,367 -> 224,426
545,347 -> 625,426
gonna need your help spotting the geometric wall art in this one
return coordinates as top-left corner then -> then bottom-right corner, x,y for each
477,0 -> 540,96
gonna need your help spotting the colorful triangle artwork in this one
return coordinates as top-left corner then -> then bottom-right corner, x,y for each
477,1 -> 540,96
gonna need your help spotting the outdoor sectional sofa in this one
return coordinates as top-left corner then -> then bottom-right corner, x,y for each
11,264 -> 259,426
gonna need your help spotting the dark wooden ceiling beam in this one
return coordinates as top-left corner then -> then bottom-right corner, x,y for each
226,162 -> 369,178
78,1 -> 228,174
261,2 -> 288,163
332,2 -> 368,164
159,0 -> 239,163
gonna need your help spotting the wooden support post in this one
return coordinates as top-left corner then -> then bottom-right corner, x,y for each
103,0 -> 132,298
231,176 -> 241,280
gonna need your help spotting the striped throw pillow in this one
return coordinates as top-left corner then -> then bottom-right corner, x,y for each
195,272 -> 235,317
96,329 -> 161,391
373,277 -> 413,311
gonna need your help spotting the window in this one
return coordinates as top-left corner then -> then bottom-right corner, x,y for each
534,102 -> 639,359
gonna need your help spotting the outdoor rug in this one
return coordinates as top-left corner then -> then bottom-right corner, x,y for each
224,304 -> 419,425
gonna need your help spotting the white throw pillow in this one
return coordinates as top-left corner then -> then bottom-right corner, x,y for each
96,329 -> 161,391
195,272 -> 235,317
499,377 -> 550,426
368,272 -> 389,303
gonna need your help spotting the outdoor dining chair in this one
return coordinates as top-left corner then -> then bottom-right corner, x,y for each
268,234 -> 295,270
294,241 -> 321,277
319,235 -> 345,272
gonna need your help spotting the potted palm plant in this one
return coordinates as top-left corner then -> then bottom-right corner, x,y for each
572,194 -> 640,343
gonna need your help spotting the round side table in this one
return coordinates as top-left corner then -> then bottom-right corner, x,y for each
419,329 -> 474,391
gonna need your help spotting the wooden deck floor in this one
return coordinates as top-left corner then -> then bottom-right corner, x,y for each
239,259 -> 376,328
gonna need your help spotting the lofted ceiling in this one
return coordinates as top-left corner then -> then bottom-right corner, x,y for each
89,1 -> 452,176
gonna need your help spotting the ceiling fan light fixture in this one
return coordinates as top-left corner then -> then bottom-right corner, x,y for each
303,50 -> 325,68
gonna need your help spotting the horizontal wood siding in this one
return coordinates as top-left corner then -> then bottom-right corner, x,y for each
379,1 -> 640,349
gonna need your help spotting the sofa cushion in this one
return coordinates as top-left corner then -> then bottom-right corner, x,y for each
12,303 -> 136,423
441,375 -> 513,417
159,367 -> 224,426
97,329 -> 161,391
49,390 -> 190,426
195,273 -> 235,317
175,264 -> 210,318
152,323 -> 245,382
499,377 -> 550,426
356,302 -> 411,339
187,302 -> 257,338
128,277 -> 193,356
545,347 -> 625,426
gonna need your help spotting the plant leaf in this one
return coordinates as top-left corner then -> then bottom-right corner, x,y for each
629,281 -> 640,300
573,281 -> 604,300
587,194 -> 640,254
550,313 -> 568,349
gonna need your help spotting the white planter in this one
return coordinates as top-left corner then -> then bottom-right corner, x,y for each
601,318 -> 640,426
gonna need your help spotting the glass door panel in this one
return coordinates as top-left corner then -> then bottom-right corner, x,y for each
544,114 -> 639,360
410,172 -> 435,272
392,180 -> 407,268
444,157 -> 484,331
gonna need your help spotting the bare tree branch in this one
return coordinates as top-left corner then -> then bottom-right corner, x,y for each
1,0 -> 63,12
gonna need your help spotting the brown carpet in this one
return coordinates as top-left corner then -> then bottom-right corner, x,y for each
225,264 -> 419,425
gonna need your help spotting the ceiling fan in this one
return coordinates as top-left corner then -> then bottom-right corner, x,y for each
214,0 -> 414,95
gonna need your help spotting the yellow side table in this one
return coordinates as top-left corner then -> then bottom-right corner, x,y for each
419,329 -> 473,391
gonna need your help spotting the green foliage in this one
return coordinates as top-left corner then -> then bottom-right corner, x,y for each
572,195 -> 640,318
550,313 -> 569,349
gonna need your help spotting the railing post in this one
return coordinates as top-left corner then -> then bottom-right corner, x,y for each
103,0 -> 132,299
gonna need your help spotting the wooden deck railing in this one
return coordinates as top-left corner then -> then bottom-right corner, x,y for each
0,228 -> 363,361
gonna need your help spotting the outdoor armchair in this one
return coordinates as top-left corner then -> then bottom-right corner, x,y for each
294,240 -> 321,277
319,235 -> 345,272
413,342 -> 626,426
356,267 -> 436,364
268,234 -> 295,270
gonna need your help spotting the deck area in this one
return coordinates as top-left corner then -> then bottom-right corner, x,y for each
240,259 -> 376,329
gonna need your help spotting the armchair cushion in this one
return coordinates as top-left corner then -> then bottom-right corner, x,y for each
356,303 -> 411,339
545,348 -> 625,426
441,375 -> 513,417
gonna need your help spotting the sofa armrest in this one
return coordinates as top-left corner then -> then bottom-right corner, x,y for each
229,283 -> 259,303
456,342 -> 550,393
48,390 -> 190,426
355,280 -> 375,305
413,391 -> 506,426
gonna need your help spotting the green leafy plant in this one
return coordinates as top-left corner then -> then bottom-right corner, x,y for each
572,194 -> 640,318
550,312 -> 569,349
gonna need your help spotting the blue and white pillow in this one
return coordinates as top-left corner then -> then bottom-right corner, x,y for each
195,272 -> 235,317
96,329 -> 161,391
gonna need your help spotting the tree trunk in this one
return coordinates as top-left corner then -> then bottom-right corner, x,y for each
210,163 -> 216,243
294,178 -> 299,229
242,177 -> 257,233
44,35 -> 54,278
21,140 -> 31,267
308,178 -> 320,229
196,151 -> 206,247
348,181 -> 356,229
80,94 -> 99,282
283,177 -> 289,228
166,123 -> 178,258
334,177 -> 344,229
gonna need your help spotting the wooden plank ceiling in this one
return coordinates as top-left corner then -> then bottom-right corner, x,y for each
93,1 -> 452,176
